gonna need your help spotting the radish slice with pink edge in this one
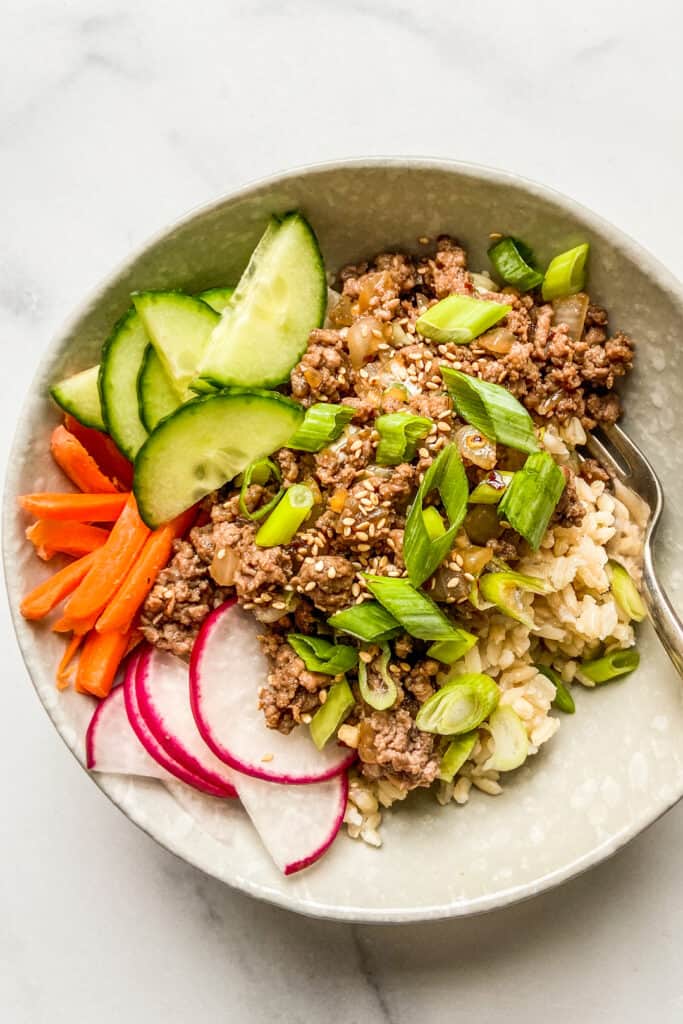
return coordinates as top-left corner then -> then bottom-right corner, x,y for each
190,599 -> 357,784
86,681 -> 176,782
167,770 -> 348,875
122,653 -> 230,798
135,646 -> 237,798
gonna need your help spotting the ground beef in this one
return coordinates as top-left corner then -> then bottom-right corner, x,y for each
211,520 -> 293,608
290,555 -> 356,613
417,236 -> 471,299
290,328 -> 355,404
358,707 -> 441,789
554,468 -> 585,527
578,457 -> 610,484
403,659 -> 440,703
258,633 -> 328,733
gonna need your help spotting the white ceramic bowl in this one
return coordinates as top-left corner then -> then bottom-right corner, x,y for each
5,159 -> 683,922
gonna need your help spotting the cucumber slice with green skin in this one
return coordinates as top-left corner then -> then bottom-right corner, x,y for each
196,213 -> 326,389
133,389 -> 304,528
132,292 -> 219,393
197,287 -> 234,313
50,365 -> 106,431
99,310 -> 149,459
137,346 -> 183,432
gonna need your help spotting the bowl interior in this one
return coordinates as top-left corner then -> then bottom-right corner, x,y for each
6,160 -> 683,922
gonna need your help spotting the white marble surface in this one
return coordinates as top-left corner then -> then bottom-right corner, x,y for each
2,0 -> 683,1020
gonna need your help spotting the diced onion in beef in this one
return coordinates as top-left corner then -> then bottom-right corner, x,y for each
210,547 -> 239,586
552,292 -> 589,342
455,425 -> 497,469
347,316 -> 383,369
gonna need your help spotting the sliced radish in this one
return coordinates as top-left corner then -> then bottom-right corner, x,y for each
190,600 -> 357,784
122,653 -> 228,797
168,770 -> 348,875
86,682 -> 175,782
135,646 -> 237,798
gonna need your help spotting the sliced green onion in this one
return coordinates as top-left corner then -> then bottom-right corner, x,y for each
468,470 -> 514,505
417,295 -> 511,345
358,645 -> 398,711
309,679 -> 355,750
483,705 -> 528,771
581,648 -> 640,684
328,601 -> 400,643
239,458 -> 283,521
374,412 -> 432,465
607,560 -> 646,623
542,243 -> 589,301
537,664 -> 575,714
288,403 -> 354,452
403,444 -> 469,587
479,570 -> 552,629
488,237 -> 543,291
415,673 -> 499,735
422,506 -> 446,540
441,367 -> 539,455
439,731 -> 477,782
498,452 -> 566,549
427,631 -> 477,664
363,574 -> 464,642
254,483 -> 314,547
287,634 -> 358,676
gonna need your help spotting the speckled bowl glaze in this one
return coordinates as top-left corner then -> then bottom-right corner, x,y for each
5,159 -> 683,922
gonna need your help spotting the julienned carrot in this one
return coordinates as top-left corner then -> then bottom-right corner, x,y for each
56,634 -> 83,690
74,629 -> 131,698
96,507 -> 196,634
19,492 -> 128,522
50,425 -> 119,494
20,551 -> 99,621
52,611 -> 98,635
59,494 -> 150,630
64,415 -> 134,490
26,520 -> 109,560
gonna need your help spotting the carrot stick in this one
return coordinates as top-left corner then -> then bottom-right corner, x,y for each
74,629 -> 131,698
20,551 -> 99,620
59,494 -> 150,629
18,492 -> 128,522
96,508 -> 195,634
64,415 -> 134,490
26,520 -> 109,561
50,425 -> 119,493
52,611 -> 98,635
56,634 -> 83,690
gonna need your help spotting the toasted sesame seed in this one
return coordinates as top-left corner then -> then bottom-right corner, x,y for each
357,543 -> 371,552
319,689 -> 328,703
342,517 -> 355,526
327,566 -> 337,579
359,650 -> 373,663
356,531 -> 369,542
261,753 -> 274,762
351,582 -> 361,597
304,581 -> 317,592
314,559 -> 324,572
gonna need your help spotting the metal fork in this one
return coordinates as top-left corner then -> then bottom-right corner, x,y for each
586,423 -> 683,677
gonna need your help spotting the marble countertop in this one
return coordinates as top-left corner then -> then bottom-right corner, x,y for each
3,0 -> 683,1020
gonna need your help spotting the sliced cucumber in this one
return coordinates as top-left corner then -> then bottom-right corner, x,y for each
99,310 -> 149,459
137,346 -> 183,431
133,390 -> 304,527
196,213 -> 326,389
50,365 -> 106,431
197,287 -> 234,313
132,292 -> 219,392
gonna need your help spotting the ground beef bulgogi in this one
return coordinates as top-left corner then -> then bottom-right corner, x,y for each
140,236 -> 633,790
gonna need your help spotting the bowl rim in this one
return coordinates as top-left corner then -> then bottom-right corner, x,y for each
5,156 -> 683,923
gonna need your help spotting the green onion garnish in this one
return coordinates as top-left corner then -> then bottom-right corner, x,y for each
254,483 -> 314,547
488,237 -> 543,291
536,664 -> 575,714
498,452 -> 566,549
287,634 -> 358,676
606,560 -> 646,623
403,444 -> 468,587
363,574 -> 465,642
468,470 -> 514,505
441,367 -> 539,455
358,644 -> 398,711
439,730 -> 477,782
541,243 -> 589,301
483,705 -> 528,771
427,631 -> 477,665
328,601 -> 400,643
416,295 -> 511,345
581,648 -> 639,684
239,458 -> 283,521
288,403 -> 354,452
422,506 -> 446,540
415,673 -> 499,735
374,412 -> 432,465
309,679 -> 355,750
478,570 -> 551,629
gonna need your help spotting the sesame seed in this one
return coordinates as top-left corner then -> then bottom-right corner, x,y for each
356,531 -> 369,542
351,583 -> 361,597
261,753 -> 274,762
359,650 -> 373,663
447,577 -> 461,589
304,581 -> 317,592
327,566 -> 337,579
357,544 -> 371,552
342,517 -> 355,526
319,689 -> 328,703
314,559 -> 324,572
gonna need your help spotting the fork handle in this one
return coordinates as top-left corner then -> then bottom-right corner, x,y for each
642,546 -> 683,678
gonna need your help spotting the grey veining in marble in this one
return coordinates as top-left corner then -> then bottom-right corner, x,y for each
3,0 -> 683,1021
